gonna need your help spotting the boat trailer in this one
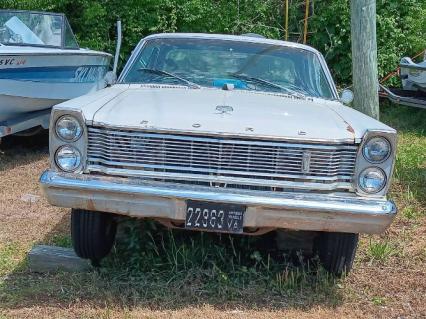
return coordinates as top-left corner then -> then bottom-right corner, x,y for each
0,108 -> 50,138
379,85 -> 425,109
379,49 -> 426,109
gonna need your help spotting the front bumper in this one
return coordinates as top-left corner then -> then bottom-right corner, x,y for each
40,170 -> 397,234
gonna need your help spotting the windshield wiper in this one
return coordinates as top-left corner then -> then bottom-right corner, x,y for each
137,68 -> 200,89
228,73 -> 307,98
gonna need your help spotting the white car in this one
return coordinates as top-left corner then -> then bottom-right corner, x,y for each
40,33 -> 397,276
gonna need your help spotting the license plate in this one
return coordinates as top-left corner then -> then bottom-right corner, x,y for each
185,200 -> 246,234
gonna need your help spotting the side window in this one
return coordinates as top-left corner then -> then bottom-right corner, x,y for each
310,58 -> 333,98
317,71 -> 333,98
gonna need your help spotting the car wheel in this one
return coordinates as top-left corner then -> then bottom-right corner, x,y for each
314,232 -> 359,276
71,209 -> 117,265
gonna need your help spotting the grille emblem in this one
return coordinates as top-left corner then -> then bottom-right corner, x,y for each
301,151 -> 311,173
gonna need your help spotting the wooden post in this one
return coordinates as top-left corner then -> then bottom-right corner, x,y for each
350,0 -> 380,120
303,0 -> 310,44
285,0 -> 289,41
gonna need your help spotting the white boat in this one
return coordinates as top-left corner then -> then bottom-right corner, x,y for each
400,51 -> 426,92
0,10 -> 112,136
379,50 -> 426,110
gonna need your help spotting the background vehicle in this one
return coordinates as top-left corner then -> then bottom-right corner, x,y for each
0,10 -> 111,138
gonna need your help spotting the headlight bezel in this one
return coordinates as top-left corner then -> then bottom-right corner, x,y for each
355,130 -> 397,197
55,145 -> 82,172
55,115 -> 83,142
50,109 -> 87,173
362,136 -> 391,164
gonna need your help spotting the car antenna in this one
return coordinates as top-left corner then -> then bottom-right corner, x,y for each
105,20 -> 122,86
113,20 -> 122,76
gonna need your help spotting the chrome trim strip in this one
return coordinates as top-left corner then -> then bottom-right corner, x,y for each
86,165 -> 354,190
40,170 -> 397,234
87,127 -> 359,149
88,122 -> 357,144
49,109 -> 88,173
87,160 -> 354,178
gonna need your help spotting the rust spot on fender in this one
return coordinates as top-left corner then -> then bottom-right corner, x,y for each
343,119 -> 355,139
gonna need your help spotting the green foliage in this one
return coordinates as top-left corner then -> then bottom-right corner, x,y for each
1,0 -> 425,83
309,0 -> 426,84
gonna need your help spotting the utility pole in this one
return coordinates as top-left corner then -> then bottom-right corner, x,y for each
350,0 -> 380,120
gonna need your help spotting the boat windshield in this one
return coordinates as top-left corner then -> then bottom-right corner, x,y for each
122,37 -> 335,99
0,10 -> 79,49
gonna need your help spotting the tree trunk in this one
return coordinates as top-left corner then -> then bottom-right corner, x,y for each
350,0 -> 379,120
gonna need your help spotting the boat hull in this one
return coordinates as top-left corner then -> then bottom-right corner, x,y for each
400,57 -> 426,92
0,51 -> 111,122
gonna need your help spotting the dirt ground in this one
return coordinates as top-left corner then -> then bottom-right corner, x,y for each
0,104 -> 425,318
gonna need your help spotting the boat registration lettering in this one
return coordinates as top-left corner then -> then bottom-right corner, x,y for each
0,58 -> 26,67
0,58 -> 15,66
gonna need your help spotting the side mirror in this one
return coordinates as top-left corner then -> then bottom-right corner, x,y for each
340,89 -> 354,105
104,71 -> 117,87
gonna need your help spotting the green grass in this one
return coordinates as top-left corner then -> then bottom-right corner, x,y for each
381,103 -> 426,216
0,243 -> 27,277
371,296 -> 387,306
0,220 -> 341,308
48,234 -> 73,248
402,206 -> 423,221
366,239 -> 398,263
101,220 -> 339,303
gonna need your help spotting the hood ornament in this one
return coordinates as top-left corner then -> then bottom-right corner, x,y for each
215,105 -> 234,115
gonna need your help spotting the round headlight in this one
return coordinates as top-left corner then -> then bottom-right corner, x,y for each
358,167 -> 386,193
56,115 -> 82,141
55,145 -> 81,172
363,137 -> 391,163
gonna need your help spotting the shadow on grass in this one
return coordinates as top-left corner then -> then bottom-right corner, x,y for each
380,102 -> 426,136
0,130 -> 49,171
0,215 -> 345,311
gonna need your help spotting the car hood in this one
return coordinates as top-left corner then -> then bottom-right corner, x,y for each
59,84 -> 394,143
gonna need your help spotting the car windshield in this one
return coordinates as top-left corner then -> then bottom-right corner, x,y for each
122,37 -> 334,99
0,10 -> 78,49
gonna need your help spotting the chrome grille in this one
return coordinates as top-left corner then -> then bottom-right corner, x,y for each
86,127 -> 358,192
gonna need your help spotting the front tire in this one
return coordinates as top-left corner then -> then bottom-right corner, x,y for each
315,232 -> 359,276
71,209 -> 117,265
